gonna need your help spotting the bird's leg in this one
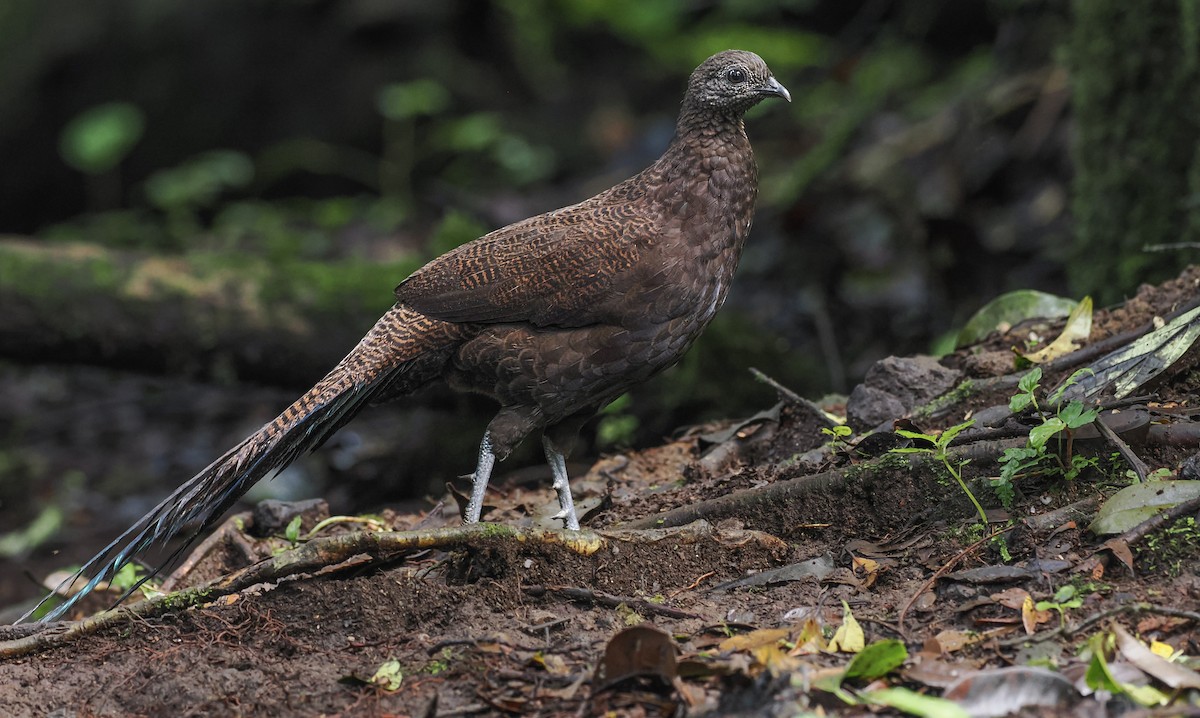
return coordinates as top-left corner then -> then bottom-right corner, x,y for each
542,436 -> 580,530
463,432 -> 496,524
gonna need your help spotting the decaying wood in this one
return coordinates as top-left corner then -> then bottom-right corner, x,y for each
0,237 -> 391,387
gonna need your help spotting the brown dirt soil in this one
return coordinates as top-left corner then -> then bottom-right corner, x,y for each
3,269 -> 1200,716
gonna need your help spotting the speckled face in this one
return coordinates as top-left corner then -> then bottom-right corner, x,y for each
686,50 -> 791,114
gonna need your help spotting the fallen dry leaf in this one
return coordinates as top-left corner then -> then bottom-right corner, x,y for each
827,601 -> 865,653
1113,624 -> 1200,690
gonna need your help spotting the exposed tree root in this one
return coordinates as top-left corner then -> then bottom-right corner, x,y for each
0,524 -> 607,659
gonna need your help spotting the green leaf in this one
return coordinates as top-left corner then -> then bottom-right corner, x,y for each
285,515 -> 302,543
428,209 -> 487,255
1047,368 -> 1095,404
370,659 -> 404,691
1009,391 -> 1034,413
1085,634 -> 1169,706
1085,635 -> 1120,693
844,639 -> 907,681
1121,682 -> 1171,707
1000,446 -> 1040,462
1089,480 -> 1200,534
957,291 -> 1079,348
109,562 -> 147,593
989,475 -> 1015,508
0,505 -> 63,558
436,112 -> 504,152
861,687 -> 969,718
1051,305 -> 1200,403
894,429 -> 937,443
597,413 -> 638,447
937,420 -> 976,447
145,150 -> 254,210
1052,585 -> 1076,603
822,424 -> 853,439
59,102 -> 145,174
1028,417 -> 1066,449
1018,367 -> 1043,395
1059,401 -> 1099,429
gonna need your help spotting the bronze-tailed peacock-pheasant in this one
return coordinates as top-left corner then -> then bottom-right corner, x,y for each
27,49 -> 789,622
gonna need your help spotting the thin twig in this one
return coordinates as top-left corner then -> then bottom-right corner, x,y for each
749,367 -> 837,429
897,526 -> 1015,633
524,584 -> 700,619
1094,416 -> 1151,482
667,571 -> 714,599
1143,243 -> 1200,252
998,602 -> 1200,648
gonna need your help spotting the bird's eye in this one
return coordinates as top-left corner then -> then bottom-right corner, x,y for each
725,68 -> 747,84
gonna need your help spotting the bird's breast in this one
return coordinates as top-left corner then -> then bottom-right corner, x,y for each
629,162 -> 753,325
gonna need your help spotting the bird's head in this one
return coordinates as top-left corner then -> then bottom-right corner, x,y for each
683,50 -> 790,117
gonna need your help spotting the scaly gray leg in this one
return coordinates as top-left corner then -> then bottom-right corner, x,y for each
463,432 -> 496,524
542,436 -> 580,530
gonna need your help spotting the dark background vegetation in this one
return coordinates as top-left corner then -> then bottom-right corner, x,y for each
1,0 -> 1197,602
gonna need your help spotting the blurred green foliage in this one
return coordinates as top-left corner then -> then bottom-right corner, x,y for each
145,150 -> 254,213
22,0 -> 993,273
146,150 -> 255,241
429,210 -> 489,257
58,102 -> 144,175
377,80 -> 451,121
597,394 -> 639,448
557,0 -> 827,67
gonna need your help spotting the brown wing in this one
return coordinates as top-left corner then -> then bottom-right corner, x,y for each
395,204 -> 653,328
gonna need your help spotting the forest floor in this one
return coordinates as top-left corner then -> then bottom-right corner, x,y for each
2,268 -> 1200,717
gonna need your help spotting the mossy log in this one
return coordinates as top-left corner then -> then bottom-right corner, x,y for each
0,237 -> 418,388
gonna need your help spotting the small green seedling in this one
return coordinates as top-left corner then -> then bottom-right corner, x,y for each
271,515 -> 306,556
284,515 -> 303,544
109,562 -> 162,599
1035,584 -> 1084,628
821,424 -> 852,440
892,419 -> 987,527
997,368 -> 1099,502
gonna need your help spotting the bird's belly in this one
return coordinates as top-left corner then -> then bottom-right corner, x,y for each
449,316 -> 711,422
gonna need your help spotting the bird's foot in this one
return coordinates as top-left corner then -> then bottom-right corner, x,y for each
463,432 -> 497,525
550,505 -> 580,531
543,437 -> 580,531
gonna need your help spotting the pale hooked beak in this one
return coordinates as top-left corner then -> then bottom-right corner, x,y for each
759,76 -> 791,103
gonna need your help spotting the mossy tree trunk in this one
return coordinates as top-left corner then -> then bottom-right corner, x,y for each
1069,0 -> 1200,303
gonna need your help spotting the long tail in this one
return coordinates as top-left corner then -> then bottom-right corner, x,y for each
24,306 -> 461,623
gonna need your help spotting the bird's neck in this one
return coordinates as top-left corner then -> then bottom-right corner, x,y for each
674,106 -> 745,139
662,113 -> 754,180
